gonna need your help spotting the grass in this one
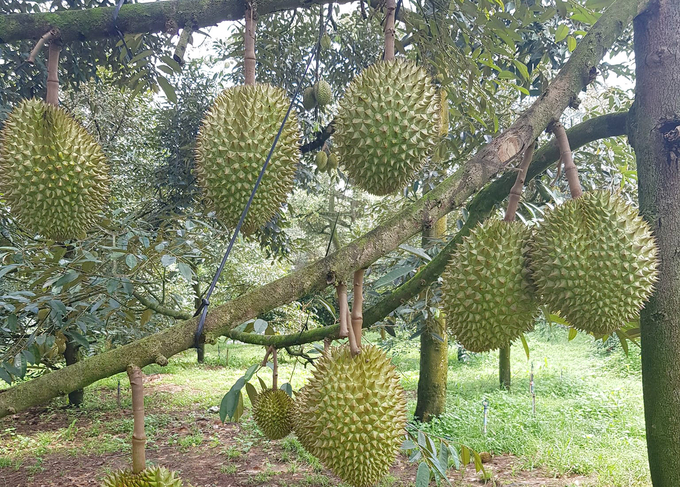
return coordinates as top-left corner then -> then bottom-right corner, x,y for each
0,326 -> 650,486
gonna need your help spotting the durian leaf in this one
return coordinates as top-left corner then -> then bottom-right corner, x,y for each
243,363 -> 260,382
438,440 -> 450,469
568,328 -> 578,341
280,382 -> 293,397
125,254 -> 137,269
549,314 -> 572,327
401,439 -> 416,450
315,297 -> 336,320
157,75 -> 177,104
245,382 -> 258,405
473,451 -> 484,473
448,444 -> 460,470
253,319 -> 268,334
372,265 -> 415,289
461,445 -> 471,467
555,24 -> 569,43
615,330 -> 630,356
233,391 -> 244,422
415,462 -> 430,487
141,309 -> 153,326
53,270 -> 80,289
0,366 -> 11,385
220,376 -> 245,422
178,262 -> 193,283
520,335 -> 530,360
257,375 -> 268,392
0,264 -> 20,280
160,255 -> 176,267
399,244 -> 432,262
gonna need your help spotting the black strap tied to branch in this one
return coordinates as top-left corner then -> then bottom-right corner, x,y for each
193,50 -> 316,349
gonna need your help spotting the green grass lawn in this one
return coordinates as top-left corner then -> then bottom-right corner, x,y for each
0,325 -> 649,486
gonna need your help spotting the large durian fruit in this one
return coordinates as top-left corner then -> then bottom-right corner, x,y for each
292,344 -> 406,487
0,99 -> 109,241
252,388 -> 294,440
195,84 -> 300,235
333,60 -> 441,196
442,219 -> 538,352
529,190 -> 658,335
101,466 -> 185,487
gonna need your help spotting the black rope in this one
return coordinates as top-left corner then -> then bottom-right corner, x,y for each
112,0 -> 134,62
193,51 -> 317,348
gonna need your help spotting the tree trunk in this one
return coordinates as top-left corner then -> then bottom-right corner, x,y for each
415,217 -> 448,422
631,1 -> 680,484
499,346 -> 511,391
64,339 -> 83,407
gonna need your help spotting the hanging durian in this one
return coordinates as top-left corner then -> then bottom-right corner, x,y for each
292,344 -> 406,487
313,79 -> 333,107
195,85 -> 300,236
529,190 -> 658,335
252,388 -> 294,440
0,99 -> 109,241
442,219 -> 538,352
315,151 -> 328,171
101,466 -> 184,487
302,87 -> 317,111
333,59 -> 441,196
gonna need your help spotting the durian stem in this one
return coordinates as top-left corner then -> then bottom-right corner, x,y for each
346,305 -> 360,356
27,29 -> 57,65
261,346 -> 272,367
127,365 -> 146,474
504,141 -> 536,222
384,0 -> 396,61
173,27 -> 193,65
351,269 -> 365,350
244,2 -> 257,86
337,282 -> 349,338
552,122 -> 583,199
46,39 -> 61,106
272,347 -> 278,390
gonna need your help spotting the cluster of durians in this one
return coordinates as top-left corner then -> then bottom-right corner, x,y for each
250,344 -> 407,487
442,190 -> 659,353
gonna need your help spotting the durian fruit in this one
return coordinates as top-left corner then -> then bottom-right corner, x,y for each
101,466 -> 184,487
327,153 -> 338,170
292,344 -> 406,487
252,388 -> 294,440
314,80 -> 333,107
334,60 -> 441,196
0,99 -> 109,241
315,151 -> 328,171
529,190 -> 658,335
195,84 -> 300,235
441,219 -> 538,352
321,33 -> 332,50
302,87 -> 317,111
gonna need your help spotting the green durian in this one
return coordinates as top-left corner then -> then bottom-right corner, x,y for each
0,99 -> 109,241
195,84 -> 300,235
315,151 -> 328,171
442,219 -> 538,352
313,80 -> 333,107
101,466 -> 184,487
252,388 -> 294,440
327,153 -> 338,170
321,33 -> 332,50
302,87 -> 317,111
334,60 -> 440,196
292,344 -> 406,487
529,190 -> 658,335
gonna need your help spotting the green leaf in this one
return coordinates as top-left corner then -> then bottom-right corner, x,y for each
141,308 -> 153,326
372,265 -> 415,289
399,244 -> 432,262
280,382 -> 293,397
257,375 -> 268,392
157,75 -> 177,104
234,391 -> 244,422
438,440 -> 450,469
415,462 -> 430,487
178,262 -> 193,282
245,382 -> 259,405
513,60 -> 530,81
243,363 -> 260,382
125,254 -> 138,269
520,334 -> 530,359
220,377 -> 245,422
555,24 -> 569,43
160,255 -> 176,267
0,366 -> 12,385
473,451 -> 483,472
461,445 -> 470,466
53,270 -> 79,288
615,330 -> 630,356
568,327 -> 578,341
567,35 -> 577,52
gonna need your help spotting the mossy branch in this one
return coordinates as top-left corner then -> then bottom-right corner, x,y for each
0,0 -> 643,417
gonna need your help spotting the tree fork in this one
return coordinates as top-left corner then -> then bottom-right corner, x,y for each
0,0 -> 647,417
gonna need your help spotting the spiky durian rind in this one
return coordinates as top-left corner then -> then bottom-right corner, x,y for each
195,84 -> 300,236
334,60 -> 441,196
252,388 -> 294,440
442,220 -> 538,352
0,99 -> 109,241
292,344 -> 407,487
101,466 -> 184,487
314,80 -> 333,107
529,190 -> 658,335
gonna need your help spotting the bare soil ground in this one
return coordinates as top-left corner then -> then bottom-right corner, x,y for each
0,400 -> 592,487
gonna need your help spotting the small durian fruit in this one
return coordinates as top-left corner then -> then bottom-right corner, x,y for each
529,190 -> 658,335
195,84 -> 300,235
313,80 -> 333,107
292,344 -> 406,487
321,33 -> 332,50
334,60 -> 440,196
315,151 -> 328,171
302,87 -> 317,111
252,388 -> 294,440
0,99 -> 109,241
327,153 -> 338,170
101,466 -> 184,487
441,219 -> 538,352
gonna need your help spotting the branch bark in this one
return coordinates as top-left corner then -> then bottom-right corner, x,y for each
0,0 -> 645,418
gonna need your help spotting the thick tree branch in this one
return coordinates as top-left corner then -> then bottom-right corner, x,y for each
0,0 -> 646,418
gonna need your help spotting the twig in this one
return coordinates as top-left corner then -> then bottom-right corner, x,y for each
551,122 -> 582,199
504,142 -> 536,222
351,269 -> 365,351
337,282 -> 349,338
384,0 -> 396,61
27,29 -> 58,64
173,27 -> 193,65
272,347 -> 278,390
